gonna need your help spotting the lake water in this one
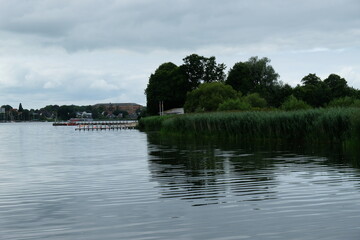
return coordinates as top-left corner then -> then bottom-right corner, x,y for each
0,122 -> 360,240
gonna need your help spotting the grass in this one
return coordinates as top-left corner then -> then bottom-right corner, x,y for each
139,108 -> 360,142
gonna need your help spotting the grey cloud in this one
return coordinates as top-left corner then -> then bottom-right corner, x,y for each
0,0 -> 359,109
0,0 -> 359,52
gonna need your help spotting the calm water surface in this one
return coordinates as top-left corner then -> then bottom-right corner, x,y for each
0,122 -> 359,239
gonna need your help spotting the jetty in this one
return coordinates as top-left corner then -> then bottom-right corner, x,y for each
74,121 -> 138,131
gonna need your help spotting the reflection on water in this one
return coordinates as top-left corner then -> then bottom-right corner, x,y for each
0,123 -> 360,239
147,134 -> 360,205
147,137 -> 279,205
147,133 -> 360,239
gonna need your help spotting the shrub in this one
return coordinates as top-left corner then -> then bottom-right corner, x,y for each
243,93 -> 267,108
281,95 -> 311,111
184,82 -> 238,112
218,98 -> 251,111
327,96 -> 355,107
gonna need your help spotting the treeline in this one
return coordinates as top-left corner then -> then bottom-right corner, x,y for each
145,54 -> 360,115
0,104 -> 131,121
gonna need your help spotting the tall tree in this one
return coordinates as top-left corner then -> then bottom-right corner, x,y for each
245,56 -> 280,92
181,54 -> 226,90
323,74 -> 350,100
18,103 -> 23,112
226,56 -> 280,106
18,103 -> 24,120
145,62 -> 188,115
294,73 -> 330,107
225,62 -> 252,94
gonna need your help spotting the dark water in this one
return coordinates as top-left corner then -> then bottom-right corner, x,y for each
0,123 -> 360,239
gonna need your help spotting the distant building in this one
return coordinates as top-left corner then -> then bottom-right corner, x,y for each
93,103 -> 144,116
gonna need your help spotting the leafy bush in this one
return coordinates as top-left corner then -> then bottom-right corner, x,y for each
218,98 -> 251,111
327,96 -> 355,107
184,82 -> 238,112
243,93 -> 267,108
281,95 -> 311,111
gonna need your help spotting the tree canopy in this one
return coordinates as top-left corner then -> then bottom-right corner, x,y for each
324,74 -> 350,99
225,56 -> 280,106
184,82 -> 238,112
145,62 -> 188,115
144,54 -> 360,115
181,54 -> 226,90
294,73 -> 331,107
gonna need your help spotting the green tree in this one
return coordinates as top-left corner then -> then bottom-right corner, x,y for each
18,103 -> 24,121
18,103 -> 23,112
323,74 -> 350,100
184,82 -> 238,112
57,105 -> 76,120
181,54 -> 226,90
225,56 -> 280,106
1,105 -> 13,111
269,83 -> 293,107
225,62 -> 252,94
145,62 -> 188,115
294,73 -> 330,107
246,56 -> 280,90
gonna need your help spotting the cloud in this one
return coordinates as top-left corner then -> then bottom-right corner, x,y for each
339,66 -> 360,87
90,79 -> 119,91
0,0 -> 359,52
0,0 -> 359,109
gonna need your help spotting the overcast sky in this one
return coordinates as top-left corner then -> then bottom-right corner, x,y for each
0,0 -> 359,109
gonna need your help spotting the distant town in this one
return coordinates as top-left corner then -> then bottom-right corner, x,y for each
0,103 -> 145,122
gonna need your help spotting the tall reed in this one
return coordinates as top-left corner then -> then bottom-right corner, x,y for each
137,115 -> 173,131
139,108 -> 360,142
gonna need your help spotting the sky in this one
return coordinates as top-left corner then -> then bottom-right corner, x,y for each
0,0 -> 359,109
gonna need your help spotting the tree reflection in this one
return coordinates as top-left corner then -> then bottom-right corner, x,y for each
146,134 -> 280,205
147,133 -> 360,205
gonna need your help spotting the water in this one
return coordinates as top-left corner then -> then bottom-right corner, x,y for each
0,123 -> 359,239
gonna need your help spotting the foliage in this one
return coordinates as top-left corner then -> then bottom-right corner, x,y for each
145,62 -> 188,115
327,97 -> 360,108
324,74 -> 351,99
243,93 -> 267,108
113,109 -> 129,118
1,105 -> 13,111
267,82 -> 293,107
181,54 -> 226,90
280,95 -> 311,111
225,62 -> 252,94
217,93 -> 267,111
294,73 -> 330,107
217,98 -> 251,111
328,97 -> 355,107
225,56 -> 280,106
184,82 -> 238,112
18,103 -> 23,112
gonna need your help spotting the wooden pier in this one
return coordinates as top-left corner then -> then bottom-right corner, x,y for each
74,121 -> 138,131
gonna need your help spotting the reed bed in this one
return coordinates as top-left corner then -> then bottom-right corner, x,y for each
137,115 -> 173,131
139,108 -> 360,142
